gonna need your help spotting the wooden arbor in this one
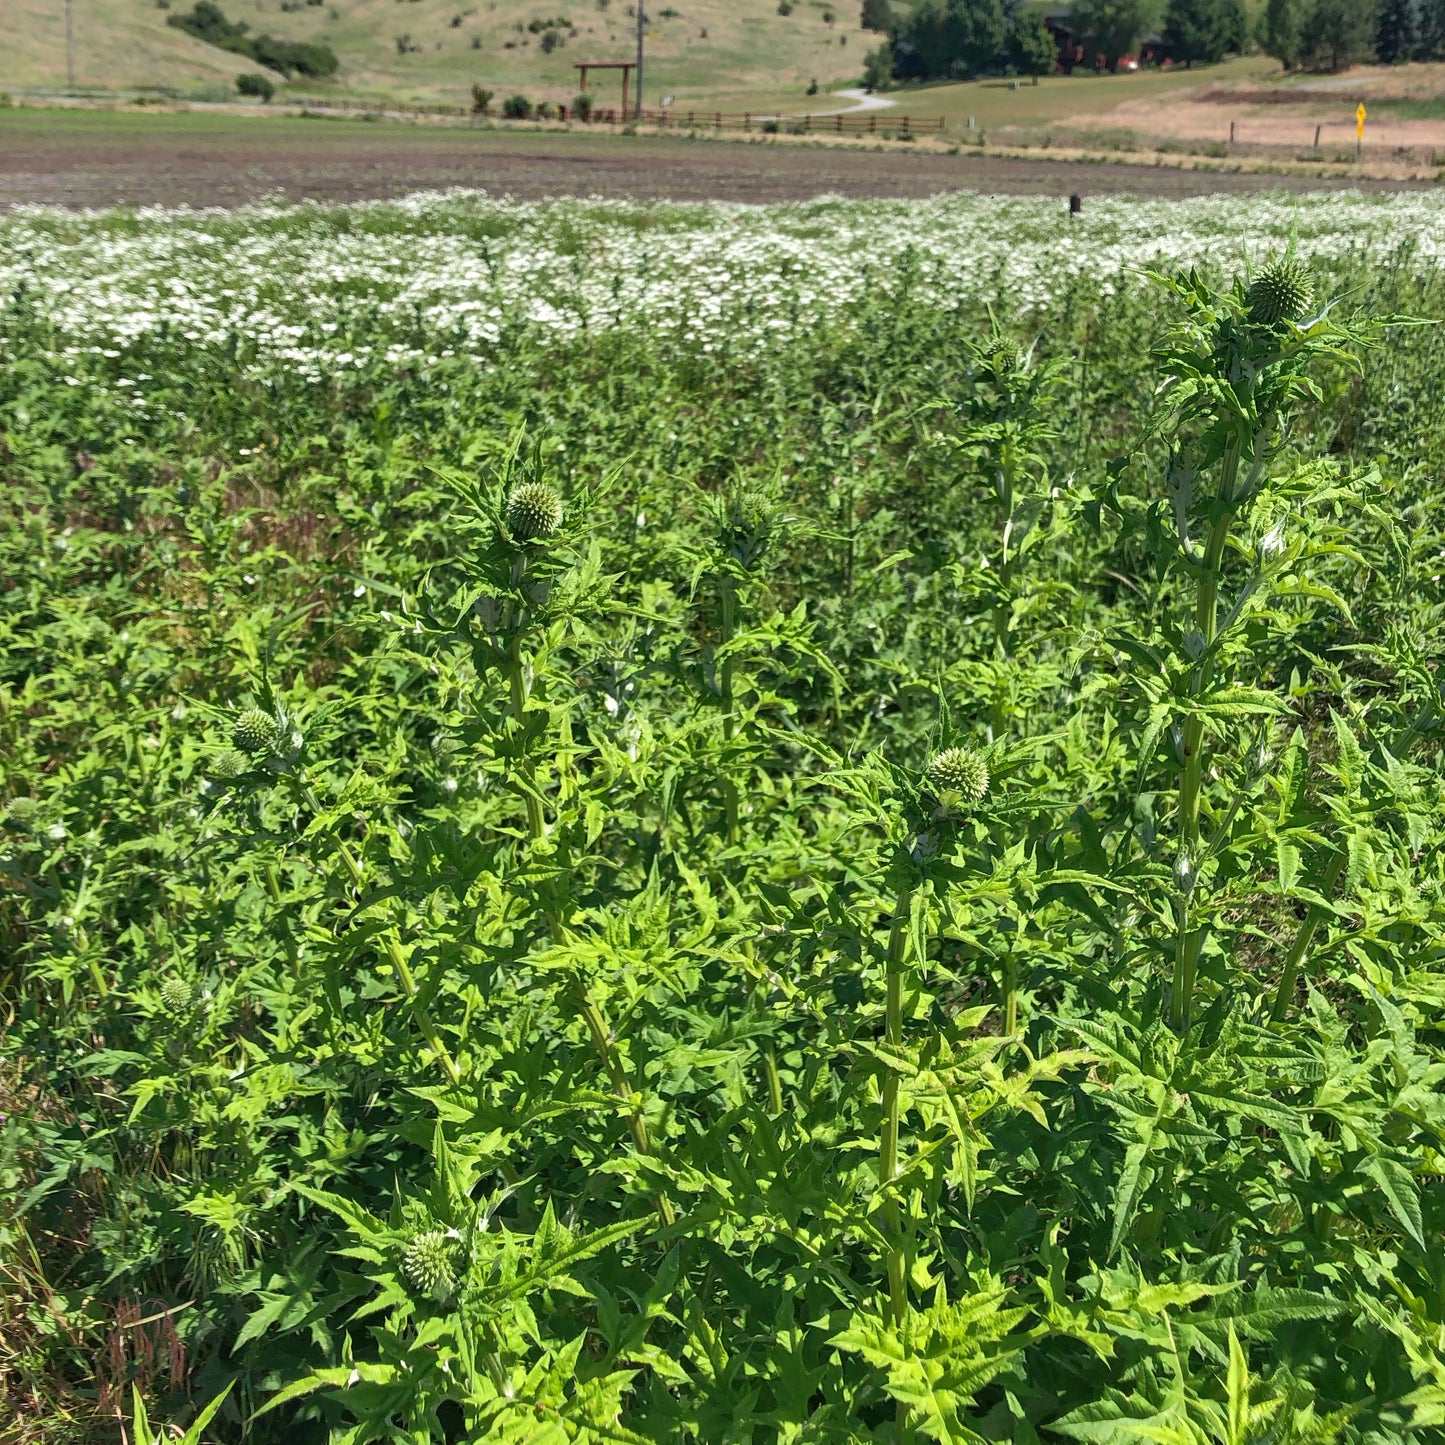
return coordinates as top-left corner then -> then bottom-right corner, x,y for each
573,61 -> 636,115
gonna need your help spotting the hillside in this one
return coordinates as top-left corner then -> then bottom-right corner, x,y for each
0,0 -> 880,105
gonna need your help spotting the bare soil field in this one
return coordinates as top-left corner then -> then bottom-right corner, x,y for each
0,110 -> 1432,211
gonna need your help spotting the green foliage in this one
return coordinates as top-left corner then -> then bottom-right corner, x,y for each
890,0 -> 1010,79
168,0 -> 339,78
1068,0 -> 1159,68
1009,8 -> 1060,75
236,69 -> 276,101
1162,0 -> 1246,65
861,0 -> 893,33
3,234 -> 1445,1445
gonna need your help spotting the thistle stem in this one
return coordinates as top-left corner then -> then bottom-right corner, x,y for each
1002,952 -> 1018,1038
1170,453 -> 1238,1033
719,581 -> 739,848
879,886 -> 913,1333
302,783 -> 460,1085
578,986 -> 675,1227
1270,849 -> 1347,1022
765,1045 -> 783,1116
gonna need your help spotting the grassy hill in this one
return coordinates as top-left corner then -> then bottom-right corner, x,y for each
1,0 -> 879,105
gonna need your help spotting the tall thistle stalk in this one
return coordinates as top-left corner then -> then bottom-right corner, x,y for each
485,461 -> 674,1225
955,321 -> 1066,671
871,741 -> 991,1438
709,487 -> 775,850
1134,257 -> 1376,1031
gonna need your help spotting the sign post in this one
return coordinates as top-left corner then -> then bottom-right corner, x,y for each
1356,102 -> 1366,160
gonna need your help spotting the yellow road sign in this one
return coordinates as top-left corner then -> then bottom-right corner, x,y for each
1357,102 -> 1367,138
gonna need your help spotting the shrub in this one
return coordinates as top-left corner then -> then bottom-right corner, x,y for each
502,92 -> 533,118
572,90 -> 594,120
540,27 -> 563,51
236,70 -> 275,100
862,39 -> 893,88
470,84 -> 493,113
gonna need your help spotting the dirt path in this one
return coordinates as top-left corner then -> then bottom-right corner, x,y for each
0,111 -> 1429,210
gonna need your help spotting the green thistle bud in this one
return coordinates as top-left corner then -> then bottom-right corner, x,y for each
160,977 -> 195,1013
1246,260 -> 1314,327
209,749 -> 250,780
233,707 -> 282,756
4,796 -> 39,831
719,490 -> 775,571
401,1230 -> 458,1303
983,341 -> 1024,380
925,747 -> 990,815
506,483 -> 564,542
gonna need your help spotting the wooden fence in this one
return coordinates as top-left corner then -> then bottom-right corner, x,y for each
285,95 -> 944,136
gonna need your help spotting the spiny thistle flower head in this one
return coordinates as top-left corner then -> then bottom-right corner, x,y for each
982,340 -> 1025,382
4,796 -> 40,831
506,482 -> 564,542
924,747 -> 990,816
719,490 -> 775,571
209,749 -> 251,780
401,1229 -> 458,1303
233,707 -> 282,756
1246,259 -> 1314,328
160,977 -> 195,1013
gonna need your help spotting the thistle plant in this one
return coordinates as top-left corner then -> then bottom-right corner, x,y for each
413,437 -> 673,1224
401,1228 -> 459,1304
706,483 -> 780,848
210,695 -> 461,1084
951,314 -> 1069,667
1118,256 -> 1381,1031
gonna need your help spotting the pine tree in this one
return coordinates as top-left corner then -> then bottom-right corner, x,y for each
1420,0 -> 1445,56
1377,0 -> 1419,60
860,0 -> 893,33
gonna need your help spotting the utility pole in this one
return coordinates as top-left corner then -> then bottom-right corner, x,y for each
65,0 -> 75,88
634,0 -> 644,119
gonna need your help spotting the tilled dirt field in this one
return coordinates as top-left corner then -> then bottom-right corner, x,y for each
0,110 -> 1429,209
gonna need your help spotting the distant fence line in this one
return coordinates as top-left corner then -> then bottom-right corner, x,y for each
285,96 -> 945,136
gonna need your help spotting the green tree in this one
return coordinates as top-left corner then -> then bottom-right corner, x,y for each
891,0 -> 1010,78
1377,0 -> 1419,59
861,0 -> 893,32
1304,0 -> 1376,67
1009,8 -> 1059,71
1068,0 -> 1154,69
1258,0 -> 1306,67
1420,0 -> 1445,54
1162,0 -> 1245,63
862,37 -> 895,83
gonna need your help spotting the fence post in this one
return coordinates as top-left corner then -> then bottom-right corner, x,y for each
836,114 -> 842,134
804,114 -> 811,133
870,114 -> 876,134
715,112 -> 721,127
745,112 -> 750,130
